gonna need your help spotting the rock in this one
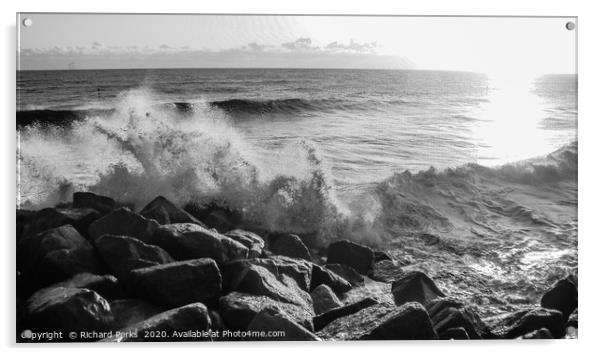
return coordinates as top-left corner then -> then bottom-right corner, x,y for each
567,310 -> 578,328
270,233 -> 312,261
426,297 -> 491,339
105,303 -> 212,342
439,327 -> 470,340
360,302 -> 437,340
374,251 -> 392,262
24,287 -> 113,337
17,225 -> 104,291
246,306 -> 320,341
225,229 -> 265,258
313,297 -> 378,331
109,299 -> 164,330
95,234 -> 174,278
317,302 -> 392,340
151,223 -> 248,263
73,192 -> 119,215
219,292 -> 314,331
310,264 -> 352,294
46,273 -> 124,301
485,307 -> 564,339
124,258 -> 222,308
311,284 -> 343,315
519,328 -> 553,339
220,259 -> 312,311
541,276 -> 578,322
139,196 -> 204,225
19,207 -> 101,241
391,270 -> 445,306
326,240 -> 374,275
369,259 -> 407,283
88,208 -> 159,242
325,264 -> 365,287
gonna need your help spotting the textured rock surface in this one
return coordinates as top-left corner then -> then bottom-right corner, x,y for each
391,270 -> 446,306
311,284 -> 343,315
246,306 -> 320,341
326,240 -> 375,275
270,233 -> 312,261
89,208 -> 159,242
313,297 -> 378,331
139,196 -> 204,225
310,264 -> 352,294
225,229 -> 265,258
360,302 -> 437,340
73,192 -> 119,215
485,307 -> 564,339
45,273 -> 124,301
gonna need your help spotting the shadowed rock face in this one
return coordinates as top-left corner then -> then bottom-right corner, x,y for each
541,276 -> 577,322
88,208 -> 159,242
124,258 -> 222,309
18,207 -> 101,242
105,303 -> 212,342
310,264 -> 352,294
311,284 -> 342,315
219,292 -> 314,331
42,273 -> 124,302
150,223 -> 248,263
95,234 -> 174,278
360,302 -> 437,340
270,233 -> 312,261
225,229 -> 265,258
484,307 -> 564,339
313,297 -> 379,332
246,307 -> 320,341
73,192 -> 119,215
326,240 -> 375,275
24,287 -> 113,336
391,270 -> 445,306
426,297 -> 491,339
325,263 -> 365,287
139,196 -> 204,226
18,225 -> 104,292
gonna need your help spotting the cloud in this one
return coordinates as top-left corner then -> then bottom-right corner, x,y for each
282,37 -> 318,51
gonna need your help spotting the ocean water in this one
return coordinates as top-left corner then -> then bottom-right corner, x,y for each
16,68 -> 577,316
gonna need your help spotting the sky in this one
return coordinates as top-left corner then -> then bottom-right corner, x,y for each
17,14 -> 576,77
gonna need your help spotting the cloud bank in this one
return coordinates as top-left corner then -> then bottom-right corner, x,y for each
19,38 -> 414,70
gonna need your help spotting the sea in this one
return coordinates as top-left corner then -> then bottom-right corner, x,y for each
16,68 -> 577,316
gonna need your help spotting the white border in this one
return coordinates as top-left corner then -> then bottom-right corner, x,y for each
2,0 -> 600,355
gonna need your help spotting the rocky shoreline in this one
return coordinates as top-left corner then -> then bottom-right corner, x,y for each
16,192 -> 578,342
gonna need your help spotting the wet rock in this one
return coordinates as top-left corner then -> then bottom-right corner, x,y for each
105,303 -> 212,342
391,270 -> 445,306
317,302 -> 392,340
184,203 -> 241,232
310,264 -> 352,294
374,251 -> 392,262
124,258 -> 222,308
18,225 -> 104,291
19,207 -> 101,241
541,276 -> 578,322
270,233 -> 312,261
519,328 -> 554,339
311,284 -> 343,315
313,297 -> 379,331
369,259 -> 406,283
109,299 -> 164,330
223,256 -> 313,292
219,292 -> 314,331
139,196 -> 204,225
88,208 -> 159,242
73,192 -> 119,215
327,240 -> 374,275
567,310 -> 578,328
439,327 -> 470,340
95,234 -> 174,278
426,297 -> 491,339
151,223 -> 248,263
24,287 -> 113,336
220,258 -> 312,311
225,229 -> 265,258
485,307 -> 564,339
246,306 -> 320,341
360,302 -> 437,340
325,263 -> 365,287
47,273 -> 124,301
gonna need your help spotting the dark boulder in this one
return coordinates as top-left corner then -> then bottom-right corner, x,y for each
426,297 -> 491,339
360,302 -> 437,340
325,263 -> 365,287
19,207 -> 101,241
485,307 -> 564,339
311,284 -> 343,315
374,251 -> 392,262
24,287 -> 113,337
317,302 -> 393,340
46,273 -> 124,301
222,256 -> 313,292
17,225 -> 104,291
105,303 -> 212,342
369,259 -> 407,283
219,292 -> 314,331
184,202 -> 241,232
124,258 -> 222,308
139,196 -> 204,225
326,240 -> 374,275
313,297 -> 378,331
88,208 -> 159,242
519,328 -> 554,339
310,264 -> 352,294
270,233 -> 312,261
246,306 -> 320,341
151,223 -> 248,263
73,192 -> 119,215
439,327 -> 470,340
95,234 -> 174,278
109,299 -> 164,330
541,276 -> 578,322
225,229 -> 265,258
391,270 -> 445,306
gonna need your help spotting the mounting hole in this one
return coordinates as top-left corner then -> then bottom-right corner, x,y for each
565,21 -> 575,31
22,18 -> 33,27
